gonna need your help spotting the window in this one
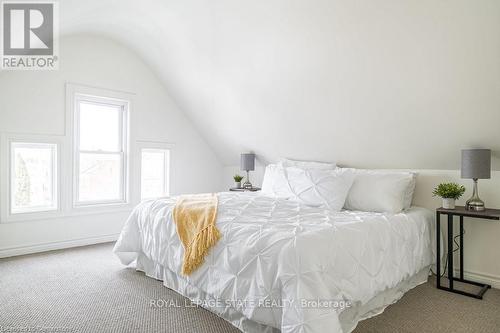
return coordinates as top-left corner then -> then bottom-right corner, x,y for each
74,95 -> 128,205
141,148 -> 170,199
10,142 -> 58,214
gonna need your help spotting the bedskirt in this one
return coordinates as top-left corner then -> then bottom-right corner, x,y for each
136,252 -> 430,333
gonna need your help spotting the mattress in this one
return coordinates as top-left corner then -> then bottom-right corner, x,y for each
114,192 -> 436,333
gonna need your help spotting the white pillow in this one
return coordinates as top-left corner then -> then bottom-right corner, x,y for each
261,163 -> 293,198
344,170 -> 417,213
262,164 -> 354,211
403,173 -> 417,209
281,158 -> 336,170
285,167 -> 354,210
262,161 -> 335,196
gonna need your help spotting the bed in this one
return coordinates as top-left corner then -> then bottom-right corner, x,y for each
114,191 -> 435,333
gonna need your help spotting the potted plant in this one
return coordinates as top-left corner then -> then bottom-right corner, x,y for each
233,174 -> 244,189
432,183 -> 466,209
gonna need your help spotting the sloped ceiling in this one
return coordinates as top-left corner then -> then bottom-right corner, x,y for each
61,0 -> 500,169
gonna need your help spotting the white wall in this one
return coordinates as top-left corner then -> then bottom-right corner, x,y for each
0,34 -> 222,257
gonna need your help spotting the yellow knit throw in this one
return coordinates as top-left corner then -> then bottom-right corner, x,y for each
172,193 -> 221,276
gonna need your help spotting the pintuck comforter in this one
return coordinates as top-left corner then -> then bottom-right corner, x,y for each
114,192 -> 435,333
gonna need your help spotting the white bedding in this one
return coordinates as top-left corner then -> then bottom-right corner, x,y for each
114,192 -> 435,333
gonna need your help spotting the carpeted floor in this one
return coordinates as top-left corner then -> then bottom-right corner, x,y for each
1,243 -> 499,333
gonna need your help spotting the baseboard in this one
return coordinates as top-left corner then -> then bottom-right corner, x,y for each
456,269 -> 500,289
437,268 -> 500,289
0,234 -> 119,258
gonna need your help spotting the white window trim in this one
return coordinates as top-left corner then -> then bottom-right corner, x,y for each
134,141 -> 174,203
140,145 -> 172,200
0,133 -> 64,223
10,142 -> 58,214
66,83 -> 134,212
0,83 -> 142,224
73,94 -> 128,207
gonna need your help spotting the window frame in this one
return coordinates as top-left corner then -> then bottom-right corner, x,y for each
140,147 -> 171,200
73,93 -> 130,207
0,84 -> 138,224
0,134 -> 64,223
10,141 -> 59,214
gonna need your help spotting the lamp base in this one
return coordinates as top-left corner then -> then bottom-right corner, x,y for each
242,181 -> 253,189
243,170 -> 253,189
465,178 -> 485,211
466,198 -> 485,211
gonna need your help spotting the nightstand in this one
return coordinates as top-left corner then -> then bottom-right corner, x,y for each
229,187 -> 261,192
436,206 -> 500,299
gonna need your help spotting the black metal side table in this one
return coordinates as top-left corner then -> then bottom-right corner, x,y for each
436,206 -> 500,299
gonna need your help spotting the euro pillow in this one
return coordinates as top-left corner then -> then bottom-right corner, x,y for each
285,167 -> 354,210
344,170 -> 417,213
262,164 -> 354,211
403,173 -> 417,209
261,160 -> 336,196
261,163 -> 294,198
281,158 -> 336,170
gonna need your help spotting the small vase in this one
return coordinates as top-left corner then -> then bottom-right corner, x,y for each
235,182 -> 241,189
442,198 -> 456,209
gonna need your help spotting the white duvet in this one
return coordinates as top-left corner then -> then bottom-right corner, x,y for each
114,192 -> 435,333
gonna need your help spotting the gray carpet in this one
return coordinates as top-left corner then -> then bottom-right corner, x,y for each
1,243 -> 499,333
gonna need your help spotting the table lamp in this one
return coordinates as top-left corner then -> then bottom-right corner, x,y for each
461,149 -> 491,211
241,153 -> 255,189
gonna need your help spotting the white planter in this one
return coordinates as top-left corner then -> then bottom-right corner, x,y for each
442,198 -> 456,209
235,182 -> 241,189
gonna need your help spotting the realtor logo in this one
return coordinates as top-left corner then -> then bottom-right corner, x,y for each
1,1 -> 58,70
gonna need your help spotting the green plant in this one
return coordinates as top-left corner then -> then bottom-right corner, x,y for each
233,174 -> 244,182
432,183 -> 466,200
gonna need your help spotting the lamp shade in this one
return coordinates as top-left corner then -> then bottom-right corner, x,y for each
461,149 -> 491,179
240,153 -> 255,171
